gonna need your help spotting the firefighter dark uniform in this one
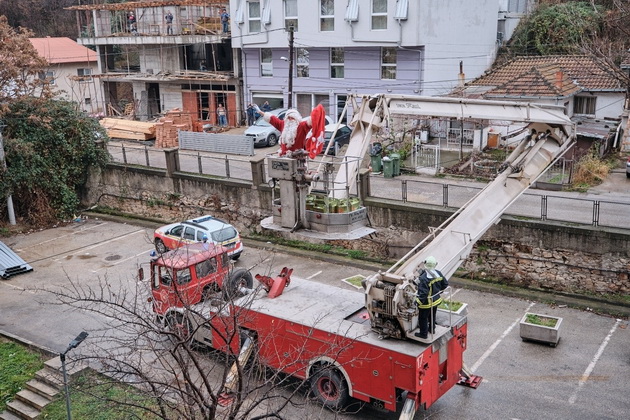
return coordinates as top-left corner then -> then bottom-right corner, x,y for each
415,259 -> 448,339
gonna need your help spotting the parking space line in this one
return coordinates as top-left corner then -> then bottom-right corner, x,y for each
52,229 -> 145,262
0,282 -> 36,294
568,319 -> 621,404
16,222 -> 108,251
307,270 -> 322,279
92,249 -> 154,273
470,302 -> 536,373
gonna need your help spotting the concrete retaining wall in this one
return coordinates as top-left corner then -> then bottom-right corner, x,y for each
83,163 -> 630,296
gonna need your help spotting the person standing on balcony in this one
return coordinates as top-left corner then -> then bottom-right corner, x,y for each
220,8 -> 230,33
217,104 -> 227,127
128,12 -> 137,34
165,11 -> 174,35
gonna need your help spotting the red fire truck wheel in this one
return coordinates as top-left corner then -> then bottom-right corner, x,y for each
310,369 -> 349,409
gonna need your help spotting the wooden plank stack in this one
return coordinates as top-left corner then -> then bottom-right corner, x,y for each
100,118 -> 156,141
155,109 -> 194,148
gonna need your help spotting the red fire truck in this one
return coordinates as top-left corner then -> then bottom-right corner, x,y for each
146,95 -> 575,417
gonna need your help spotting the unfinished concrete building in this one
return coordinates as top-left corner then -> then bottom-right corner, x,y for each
67,0 -> 241,129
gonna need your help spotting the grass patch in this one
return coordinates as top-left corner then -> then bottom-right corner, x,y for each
438,300 -> 464,312
342,274 -> 366,288
0,339 -> 45,412
524,313 -> 558,328
41,370 -> 165,420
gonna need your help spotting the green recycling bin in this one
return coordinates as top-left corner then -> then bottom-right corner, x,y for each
370,155 -> 382,172
382,156 -> 394,178
390,153 -> 401,176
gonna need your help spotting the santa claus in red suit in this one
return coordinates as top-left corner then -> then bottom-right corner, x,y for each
254,104 -> 326,158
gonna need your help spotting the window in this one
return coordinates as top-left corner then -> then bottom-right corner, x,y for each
574,96 -> 596,115
183,227 -> 195,240
261,48 -> 273,77
175,267 -> 192,285
381,47 -> 397,80
284,0 -> 298,31
195,258 -> 217,279
77,68 -> 92,77
198,92 -> 210,120
372,0 -> 387,30
331,48 -> 344,79
297,48 -> 309,78
38,71 -> 55,85
296,93 -> 329,118
320,0 -> 334,32
248,0 -> 261,33
85,98 -> 92,105
336,94 -> 348,123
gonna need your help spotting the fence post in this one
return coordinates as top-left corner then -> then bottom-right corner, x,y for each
358,168 -> 371,200
163,148 -> 180,176
442,184 -> 448,207
249,154 -> 266,188
144,146 -> 150,166
198,152 -> 202,174
541,196 -> 548,221
225,155 -> 230,178
592,201 -> 600,226
122,145 -> 127,164
402,180 -> 407,202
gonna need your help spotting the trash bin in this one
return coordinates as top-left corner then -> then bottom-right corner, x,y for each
370,155 -> 382,172
382,156 -> 393,178
390,153 -> 401,176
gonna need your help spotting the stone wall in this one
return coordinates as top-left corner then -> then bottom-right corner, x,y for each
83,162 -> 630,296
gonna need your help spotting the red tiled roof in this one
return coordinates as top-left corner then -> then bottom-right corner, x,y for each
467,56 -> 624,98
29,37 -> 97,65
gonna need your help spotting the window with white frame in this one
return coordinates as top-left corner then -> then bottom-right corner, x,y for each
38,70 -> 55,85
372,0 -> 387,30
574,95 -> 596,115
77,68 -> 92,81
381,47 -> 396,79
261,48 -> 273,77
297,48 -> 309,78
320,0 -> 334,32
248,0 -> 261,33
284,0 -> 298,31
331,48 -> 344,79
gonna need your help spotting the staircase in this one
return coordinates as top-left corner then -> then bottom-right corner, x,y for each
0,356 -> 86,420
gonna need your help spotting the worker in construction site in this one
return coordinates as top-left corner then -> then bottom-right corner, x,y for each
217,104 -> 227,126
415,256 -> 449,339
165,11 -> 174,35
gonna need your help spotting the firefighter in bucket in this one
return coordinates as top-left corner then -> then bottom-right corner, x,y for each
415,256 -> 449,339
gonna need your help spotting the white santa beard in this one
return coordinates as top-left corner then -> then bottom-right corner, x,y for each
280,119 -> 299,147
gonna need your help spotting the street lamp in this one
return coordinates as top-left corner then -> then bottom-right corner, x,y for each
60,331 -> 88,420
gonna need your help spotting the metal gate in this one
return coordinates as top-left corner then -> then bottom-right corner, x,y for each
413,144 -> 440,175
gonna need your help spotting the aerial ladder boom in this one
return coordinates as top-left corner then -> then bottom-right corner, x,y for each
362,95 -> 575,342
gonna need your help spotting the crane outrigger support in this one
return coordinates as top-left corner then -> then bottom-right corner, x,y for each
218,333 -> 256,406
457,363 -> 483,389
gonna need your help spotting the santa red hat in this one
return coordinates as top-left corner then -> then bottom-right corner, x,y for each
306,104 -> 326,159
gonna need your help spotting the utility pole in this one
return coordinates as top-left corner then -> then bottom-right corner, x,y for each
288,26 -> 294,109
0,125 -> 16,225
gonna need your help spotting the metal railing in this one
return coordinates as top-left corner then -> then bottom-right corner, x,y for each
377,178 -> 629,229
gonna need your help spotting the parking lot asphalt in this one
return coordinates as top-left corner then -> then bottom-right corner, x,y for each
1,217 -> 629,419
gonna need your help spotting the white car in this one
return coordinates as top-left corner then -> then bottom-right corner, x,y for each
245,108 -> 287,147
245,109 -> 334,148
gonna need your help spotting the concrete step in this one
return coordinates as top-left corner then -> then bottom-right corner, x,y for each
15,389 -> 51,411
34,368 -> 63,390
5,400 -> 40,420
45,357 -> 87,376
25,379 -> 59,399
0,410 -> 22,420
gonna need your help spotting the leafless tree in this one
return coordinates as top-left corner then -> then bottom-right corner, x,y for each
42,250 -> 369,419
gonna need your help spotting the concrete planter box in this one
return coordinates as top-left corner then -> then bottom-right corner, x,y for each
437,301 -> 468,316
519,313 -> 562,347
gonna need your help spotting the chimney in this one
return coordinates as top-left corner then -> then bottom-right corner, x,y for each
458,61 -> 465,87
555,71 -> 563,89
